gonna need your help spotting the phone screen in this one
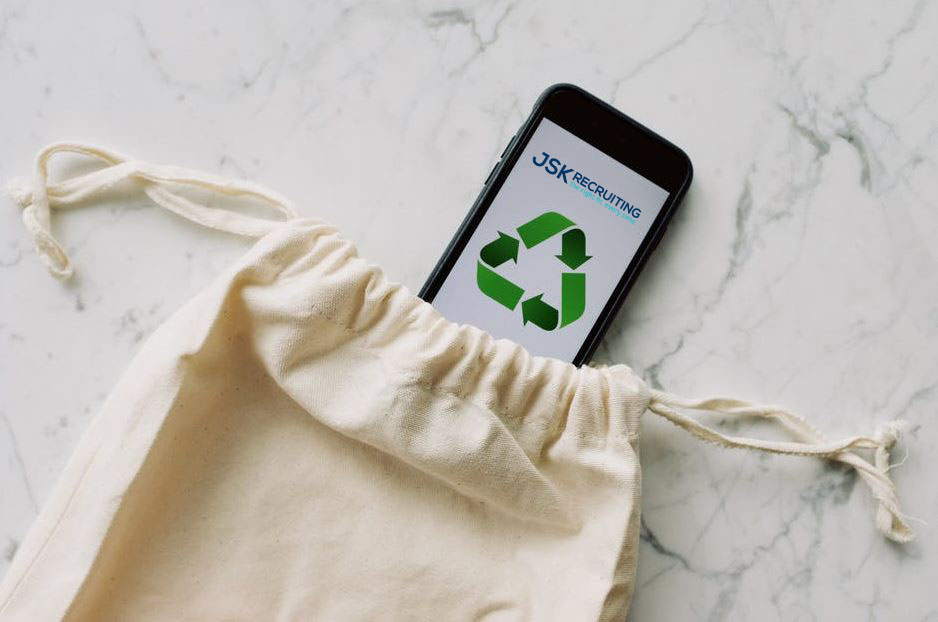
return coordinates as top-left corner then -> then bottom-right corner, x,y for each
432,117 -> 671,361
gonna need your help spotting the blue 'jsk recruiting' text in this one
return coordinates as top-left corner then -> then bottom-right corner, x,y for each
531,151 -> 642,222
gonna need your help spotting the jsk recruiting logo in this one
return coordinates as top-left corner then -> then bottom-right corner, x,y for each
475,211 -> 589,331
532,151 -> 643,223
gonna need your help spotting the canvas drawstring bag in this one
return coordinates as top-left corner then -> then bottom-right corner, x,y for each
0,143 -> 914,622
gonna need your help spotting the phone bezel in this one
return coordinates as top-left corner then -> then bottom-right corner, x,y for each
419,83 -> 693,366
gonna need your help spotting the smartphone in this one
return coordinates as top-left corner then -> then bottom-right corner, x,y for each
419,84 -> 692,365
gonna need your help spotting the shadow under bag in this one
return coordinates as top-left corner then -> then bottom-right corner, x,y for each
0,144 -> 914,621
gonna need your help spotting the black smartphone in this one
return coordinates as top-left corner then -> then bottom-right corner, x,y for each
419,83 -> 692,365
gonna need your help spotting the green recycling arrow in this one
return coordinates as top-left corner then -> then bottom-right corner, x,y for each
517,211 -> 575,248
480,231 -> 519,267
475,210 -> 590,332
560,272 -> 585,327
521,294 -> 559,330
556,228 -> 592,270
476,261 -> 524,310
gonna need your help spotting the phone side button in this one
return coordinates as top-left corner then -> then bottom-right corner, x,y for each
500,134 -> 517,158
484,164 -> 498,186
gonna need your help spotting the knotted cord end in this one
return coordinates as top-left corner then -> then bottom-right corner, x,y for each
871,419 -> 915,543
873,419 -> 907,449
6,177 -> 33,208
7,176 -> 75,280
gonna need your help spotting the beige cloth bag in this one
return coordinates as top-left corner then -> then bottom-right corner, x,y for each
0,144 -> 914,622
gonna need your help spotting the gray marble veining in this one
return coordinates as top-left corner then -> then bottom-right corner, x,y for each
1,1 -> 935,619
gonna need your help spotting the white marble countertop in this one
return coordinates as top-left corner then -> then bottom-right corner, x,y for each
2,1 -> 936,619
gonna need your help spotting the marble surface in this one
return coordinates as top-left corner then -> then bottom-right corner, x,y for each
2,0 -> 936,619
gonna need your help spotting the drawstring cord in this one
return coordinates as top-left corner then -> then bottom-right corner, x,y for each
8,142 -> 297,279
647,389 -> 915,543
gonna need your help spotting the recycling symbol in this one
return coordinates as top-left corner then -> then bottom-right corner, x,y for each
476,211 -> 591,331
